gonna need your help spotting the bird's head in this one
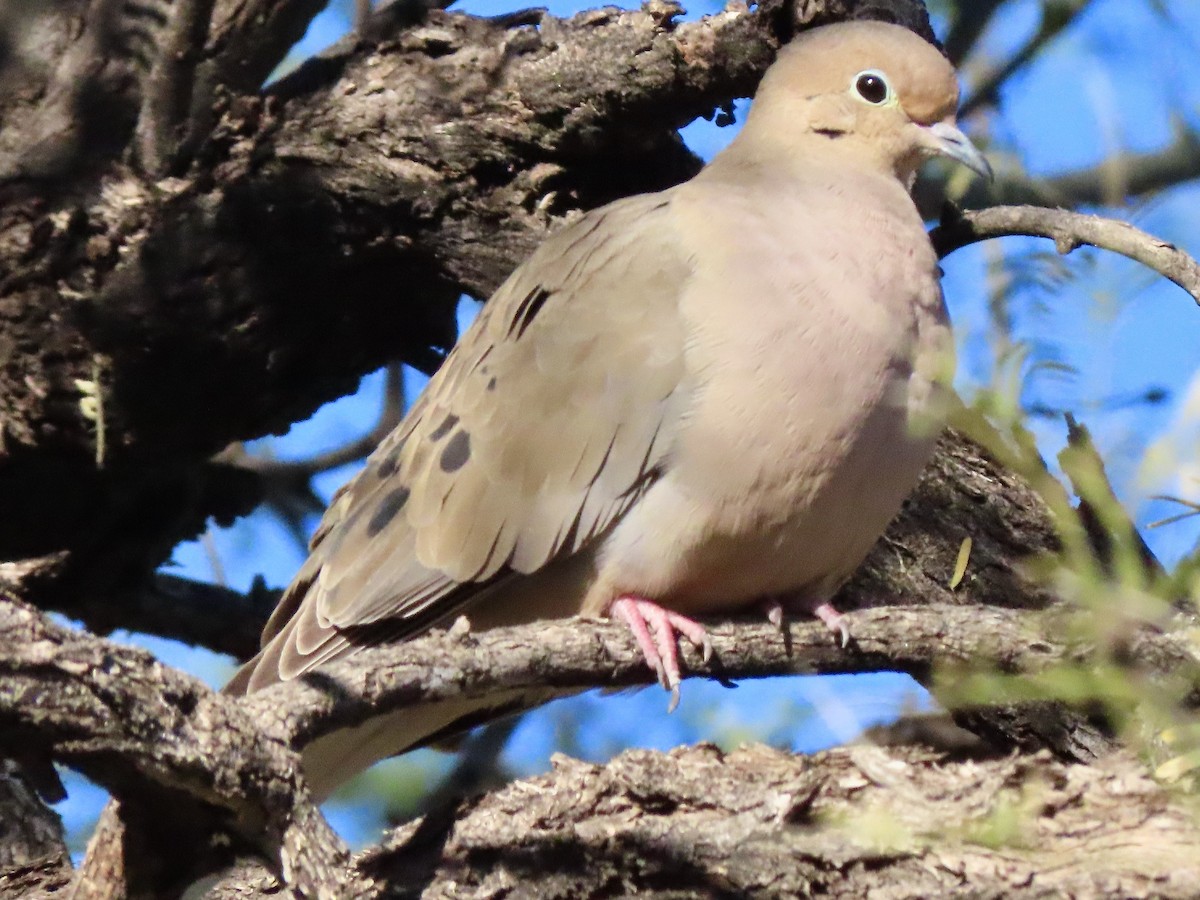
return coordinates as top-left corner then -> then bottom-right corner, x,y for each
742,21 -> 992,186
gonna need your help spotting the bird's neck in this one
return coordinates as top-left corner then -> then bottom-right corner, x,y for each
699,133 -> 919,200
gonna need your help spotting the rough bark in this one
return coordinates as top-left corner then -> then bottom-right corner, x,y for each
5,540 -> 1197,895
209,745 -> 1200,899
0,759 -> 71,899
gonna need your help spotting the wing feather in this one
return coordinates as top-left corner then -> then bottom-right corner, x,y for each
228,191 -> 694,690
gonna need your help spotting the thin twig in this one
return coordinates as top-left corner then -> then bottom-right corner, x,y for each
960,0 -> 1095,117
918,124 -> 1200,213
930,204 -> 1200,305
942,0 -> 1008,66
1147,496 -> 1200,530
218,363 -> 406,481
212,364 -> 406,551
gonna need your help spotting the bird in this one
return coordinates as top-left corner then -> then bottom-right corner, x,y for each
225,20 -> 992,800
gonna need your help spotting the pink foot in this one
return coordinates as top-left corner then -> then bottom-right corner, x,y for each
761,598 -> 785,630
811,601 -> 850,648
610,595 -> 712,713
760,597 -> 850,647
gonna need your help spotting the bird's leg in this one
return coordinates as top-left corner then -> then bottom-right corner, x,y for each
610,595 -> 712,713
760,596 -> 850,648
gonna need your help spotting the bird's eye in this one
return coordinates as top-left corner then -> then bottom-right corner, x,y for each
853,70 -> 891,105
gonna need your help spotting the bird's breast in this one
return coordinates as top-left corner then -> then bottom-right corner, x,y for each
591,180 -> 951,612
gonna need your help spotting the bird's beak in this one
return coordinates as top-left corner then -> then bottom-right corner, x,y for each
921,121 -> 993,181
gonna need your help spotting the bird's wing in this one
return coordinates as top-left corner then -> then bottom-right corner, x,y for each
229,190 -> 695,692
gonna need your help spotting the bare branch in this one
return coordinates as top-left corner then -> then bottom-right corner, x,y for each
0,558 -> 275,662
925,123 -> 1200,213
220,362 -> 406,481
145,573 -> 277,658
134,0 -> 218,175
1044,123 -> 1200,206
0,595 -> 361,898
7,533 -> 1193,895
208,362 -> 408,555
6,588 -> 1195,810
355,0 -> 373,35
208,0 -> 349,94
960,0 -> 1094,117
258,605 -> 1199,753
941,0 -> 1006,66
931,204 -> 1200,305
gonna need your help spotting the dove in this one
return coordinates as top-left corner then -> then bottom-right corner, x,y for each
225,20 -> 991,799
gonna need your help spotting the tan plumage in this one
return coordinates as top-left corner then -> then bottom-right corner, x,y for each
226,20 -> 990,799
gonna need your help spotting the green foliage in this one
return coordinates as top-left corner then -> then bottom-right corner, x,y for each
943,339 -> 1200,798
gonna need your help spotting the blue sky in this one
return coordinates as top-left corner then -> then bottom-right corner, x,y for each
55,0 -> 1200,853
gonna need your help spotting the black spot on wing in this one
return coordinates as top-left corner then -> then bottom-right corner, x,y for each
366,486 -> 411,537
375,439 -> 405,478
440,431 -> 470,472
429,413 -> 459,442
507,287 -> 551,340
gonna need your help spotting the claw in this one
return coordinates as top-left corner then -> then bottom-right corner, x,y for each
610,596 -> 709,710
763,598 -> 785,631
811,600 -> 850,647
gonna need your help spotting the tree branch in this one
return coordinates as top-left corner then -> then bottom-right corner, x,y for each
5,588 -> 1196,835
143,574 -> 278,659
6,570 -> 1193,896
207,745 -> 1200,899
0,595 -> 362,898
924,124 -> 1200,212
2,481 -> 1188,896
258,605 -> 1199,754
0,0 -> 139,182
941,0 -> 1006,66
208,0 -> 331,94
931,204 -> 1200,305
219,361 -> 406,481
960,0 -> 1094,117
134,0 -> 218,175
0,758 -> 70,898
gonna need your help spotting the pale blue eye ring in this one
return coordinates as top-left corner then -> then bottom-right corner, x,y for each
853,69 -> 892,105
